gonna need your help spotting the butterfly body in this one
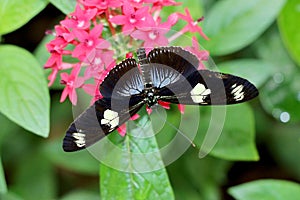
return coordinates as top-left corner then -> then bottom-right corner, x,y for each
63,46 -> 258,152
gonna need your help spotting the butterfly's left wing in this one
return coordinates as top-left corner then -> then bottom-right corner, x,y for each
63,95 -> 144,152
158,70 -> 259,105
63,58 -> 145,152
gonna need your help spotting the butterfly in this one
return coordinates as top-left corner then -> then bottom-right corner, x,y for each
63,46 -> 259,152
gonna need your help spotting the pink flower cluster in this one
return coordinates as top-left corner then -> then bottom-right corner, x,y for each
45,0 -> 209,106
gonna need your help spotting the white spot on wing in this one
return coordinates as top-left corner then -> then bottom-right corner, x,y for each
190,83 -> 211,103
231,84 -> 244,101
101,109 -> 119,131
73,132 -> 85,147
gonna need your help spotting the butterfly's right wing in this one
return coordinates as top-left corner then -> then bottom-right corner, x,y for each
147,46 -> 199,88
158,70 -> 259,105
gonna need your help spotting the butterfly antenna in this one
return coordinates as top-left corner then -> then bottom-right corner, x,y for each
153,108 -> 196,148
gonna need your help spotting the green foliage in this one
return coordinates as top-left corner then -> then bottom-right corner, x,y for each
0,157 -> 7,194
200,0 -> 286,55
0,0 -> 48,34
229,179 -> 300,200
99,116 -> 174,200
1,0 -> 300,199
195,104 -> 258,161
49,0 -> 76,14
218,59 -> 275,88
60,190 -> 100,200
268,124 -> 300,180
0,45 -> 50,137
278,0 -> 300,67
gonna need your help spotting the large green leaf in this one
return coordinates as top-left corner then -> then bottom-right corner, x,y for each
200,0 -> 286,55
278,0 -> 300,67
0,0 -> 48,35
49,0 -> 76,14
173,153 -> 231,200
192,104 -> 258,161
228,179 -> 300,200
0,45 -> 50,137
99,116 -> 174,200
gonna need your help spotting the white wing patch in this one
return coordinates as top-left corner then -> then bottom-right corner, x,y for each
73,132 -> 86,147
231,84 -> 244,101
190,83 -> 211,104
101,109 -> 119,131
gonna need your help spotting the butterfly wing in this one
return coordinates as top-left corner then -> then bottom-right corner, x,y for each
147,46 -> 199,88
158,70 -> 259,105
100,58 -> 144,99
63,58 -> 145,152
63,97 -> 144,152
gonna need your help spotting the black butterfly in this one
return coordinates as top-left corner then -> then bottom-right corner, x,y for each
63,46 -> 258,152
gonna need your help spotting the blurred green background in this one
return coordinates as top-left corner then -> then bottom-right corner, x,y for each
1,0 -> 300,199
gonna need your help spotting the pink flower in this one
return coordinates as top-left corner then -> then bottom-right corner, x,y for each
177,104 -> 185,114
110,4 -> 151,34
185,36 -> 209,69
45,37 -> 73,86
130,17 -> 170,49
54,25 -> 74,42
178,8 -> 208,40
84,48 -> 115,79
60,64 -> 85,105
82,82 -> 102,104
72,24 -> 110,61
60,5 -> 97,30
117,124 -> 127,137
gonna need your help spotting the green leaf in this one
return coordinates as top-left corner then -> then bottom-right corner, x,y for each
99,116 -> 174,200
200,0 -> 286,55
228,179 -> 300,200
278,0 -> 300,67
60,190 -> 99,200
183,154 -> 231,200
0,45 -> 50,137
192,104 -> 258,161
218,59 -> 275,88
0,156 -> 7,194
49,0 -> 76,15
0,0 -> 48,35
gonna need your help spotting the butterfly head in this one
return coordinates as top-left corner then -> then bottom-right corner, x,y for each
143,88 -> 158,107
